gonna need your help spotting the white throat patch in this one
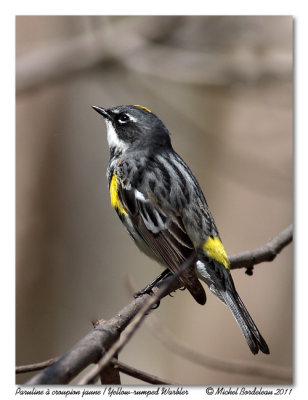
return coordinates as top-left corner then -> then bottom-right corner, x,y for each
105,120 -> 128,152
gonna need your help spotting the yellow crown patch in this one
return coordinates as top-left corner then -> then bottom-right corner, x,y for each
134,105 -> 152,113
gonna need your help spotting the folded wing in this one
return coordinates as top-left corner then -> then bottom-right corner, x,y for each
118,186 -> 206,305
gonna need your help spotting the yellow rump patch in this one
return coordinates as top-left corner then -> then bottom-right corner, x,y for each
203,236 -> 230,269
110,174 -> 127,215
134,105 -> 152,113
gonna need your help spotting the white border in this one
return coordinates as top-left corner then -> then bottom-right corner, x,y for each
2,1 -> 306,398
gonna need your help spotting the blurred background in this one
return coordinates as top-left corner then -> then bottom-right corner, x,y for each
16,16 -> 293,385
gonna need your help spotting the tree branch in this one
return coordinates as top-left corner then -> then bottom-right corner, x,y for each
77,256 -> 195,385
24,226 -> 292,385
26,266 -> 182,385
229,224 -> 293,271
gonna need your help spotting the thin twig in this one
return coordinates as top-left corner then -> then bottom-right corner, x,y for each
16,357 -> 59,374
112,358 -> 175,385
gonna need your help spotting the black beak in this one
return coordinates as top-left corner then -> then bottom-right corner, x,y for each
92,105 -> 112,120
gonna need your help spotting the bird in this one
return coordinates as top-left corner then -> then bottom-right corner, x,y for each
92,104 -> 269,355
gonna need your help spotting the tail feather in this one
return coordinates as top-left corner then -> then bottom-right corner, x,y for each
196,258 -> 269,354
222,291 -> 270,355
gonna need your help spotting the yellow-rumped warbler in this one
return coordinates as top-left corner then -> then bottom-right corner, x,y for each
92,104 -> 269,355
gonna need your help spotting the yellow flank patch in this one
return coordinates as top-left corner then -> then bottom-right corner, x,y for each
203,236 -> 230,269
134,105 -> 152,113
110,174 -> 127,215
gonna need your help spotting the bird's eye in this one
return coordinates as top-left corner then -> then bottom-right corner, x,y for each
118,113 -> 130,124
